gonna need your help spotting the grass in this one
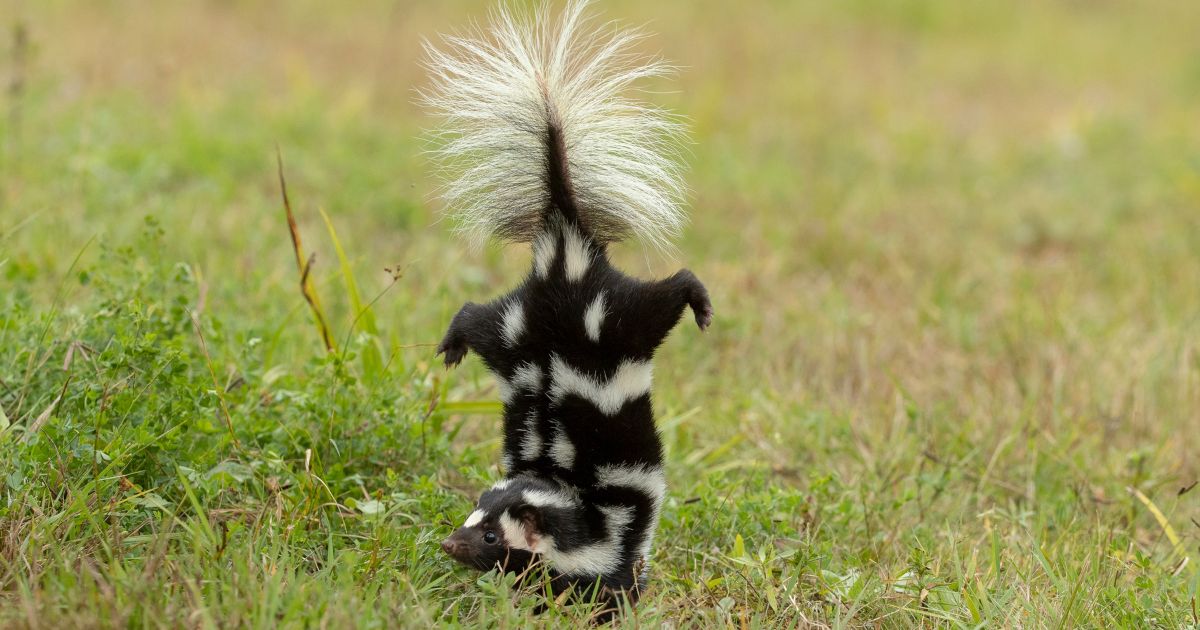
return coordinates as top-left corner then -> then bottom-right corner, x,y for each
2,0 -> 1200,626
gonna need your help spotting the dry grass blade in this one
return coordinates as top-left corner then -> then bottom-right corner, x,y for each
298,252 -> 335,352
276,148 -> 335,352
1129,486 -> 1195,575
25,374 -> 72,439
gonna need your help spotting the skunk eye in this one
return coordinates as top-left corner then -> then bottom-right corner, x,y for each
483,531 -> 498,545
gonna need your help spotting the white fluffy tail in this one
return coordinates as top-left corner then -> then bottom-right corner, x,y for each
420,0 -> 688,251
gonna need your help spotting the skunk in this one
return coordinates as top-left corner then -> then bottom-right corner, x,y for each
441,473 -> 666,615
422,0 -> 711,610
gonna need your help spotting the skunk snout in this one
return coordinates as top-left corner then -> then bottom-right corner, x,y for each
442,534 -> 476,567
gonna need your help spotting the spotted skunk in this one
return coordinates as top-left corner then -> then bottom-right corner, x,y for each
441,474 -> 645,587
422,0 -> 711,610
440,474 -> 664,622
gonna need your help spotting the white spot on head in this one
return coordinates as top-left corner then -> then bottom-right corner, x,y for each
532,230 -> 557,279
549,356 -> 653,415
519,410 -> 542,461
463,509 -> 487,529
500,301 -> 525,347
563,223 -> 591,281
583,291 -> 607,342
548,422 -> 576,469
491,478 -> 512,492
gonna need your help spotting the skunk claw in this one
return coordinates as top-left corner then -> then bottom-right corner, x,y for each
694,302 -> 714,331
437,339 -> 468,368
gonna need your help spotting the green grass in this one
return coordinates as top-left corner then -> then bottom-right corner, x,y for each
3,1 -> 1200,626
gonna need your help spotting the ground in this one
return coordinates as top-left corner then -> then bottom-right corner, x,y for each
2,1 -> 1199,627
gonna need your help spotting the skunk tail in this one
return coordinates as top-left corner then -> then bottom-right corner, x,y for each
420,0 -> 688,250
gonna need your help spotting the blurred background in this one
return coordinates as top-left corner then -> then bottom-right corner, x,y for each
2,0 -> 1199,623
7,0 -> 1199,458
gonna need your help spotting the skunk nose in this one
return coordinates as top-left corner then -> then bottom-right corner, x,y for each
441,538 -> 458,556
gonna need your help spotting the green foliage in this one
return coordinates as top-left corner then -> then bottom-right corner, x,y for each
0,220 -> 476,626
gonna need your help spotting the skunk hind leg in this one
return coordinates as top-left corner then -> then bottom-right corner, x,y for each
437,302 -> 484,368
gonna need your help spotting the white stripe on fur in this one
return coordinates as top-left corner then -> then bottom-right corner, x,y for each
499,513 -> 533,551
500,362 -> 543,404
583,291 -> 606,342
532,230 -> 557,278
595,464 -> 667,561
519,410 -> 542,461
549,355 -> 653,415
595,464 -> 666,503
500,301 -> 525,347
563,222 -> 591,280
548,422 -> 576,469
495,375 -> 513,405
522,488 -> 576,509
512,362 -> 543,392
538,504 -> 634,576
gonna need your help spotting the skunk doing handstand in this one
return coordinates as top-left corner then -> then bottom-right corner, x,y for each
422,0 -> 712,609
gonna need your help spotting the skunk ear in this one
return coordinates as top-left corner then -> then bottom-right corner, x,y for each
514,504 -> 542,535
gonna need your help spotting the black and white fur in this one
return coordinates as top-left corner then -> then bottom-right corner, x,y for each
441,475 -> 643,589
437,217 -> 707,601
441,474 -> 670,621
423,0 -> 711,610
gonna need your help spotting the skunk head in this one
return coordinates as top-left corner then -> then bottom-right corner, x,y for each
442,475 -> 577,572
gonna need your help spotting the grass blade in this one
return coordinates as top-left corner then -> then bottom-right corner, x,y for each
1129,486 -> 1194,574
319,206 -> 384,379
